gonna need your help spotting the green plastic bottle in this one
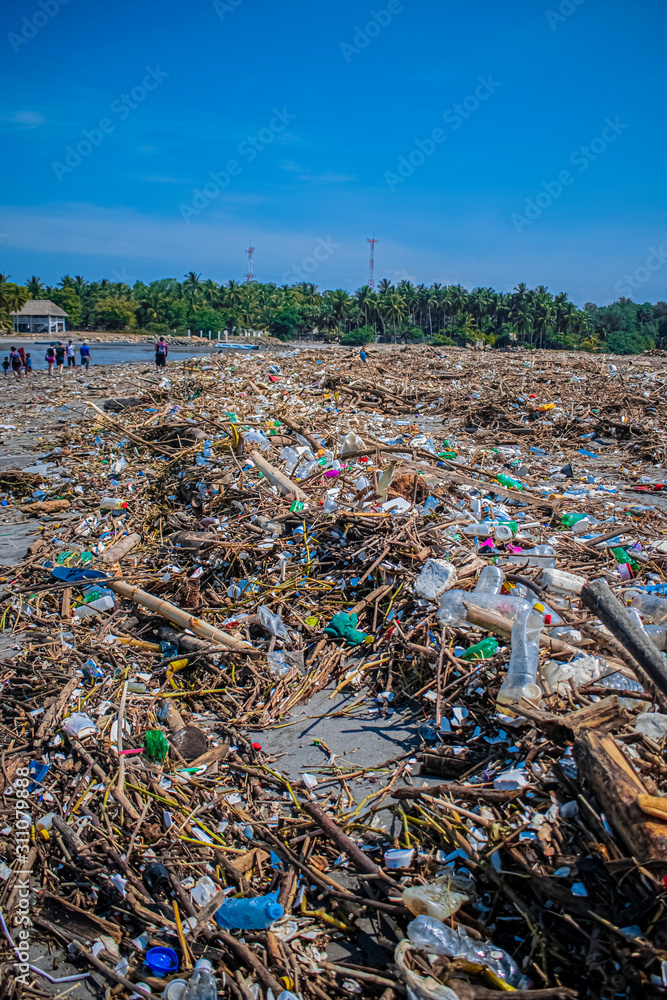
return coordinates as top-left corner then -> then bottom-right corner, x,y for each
496,473 -> 524,491
612,546 -> 634,566
561,512 -> 587,528
460,637 -> 499,661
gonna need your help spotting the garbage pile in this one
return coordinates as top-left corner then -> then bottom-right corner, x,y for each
2,345 -> 667,1000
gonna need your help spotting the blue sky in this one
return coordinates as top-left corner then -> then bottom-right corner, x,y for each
1,0 -> 666,304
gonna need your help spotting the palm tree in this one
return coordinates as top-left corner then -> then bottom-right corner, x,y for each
325,289 -> 353,334
73,275 -> 88,295
378,289 -> 405,343
59,275 -> 76,289
25,276 -> 44,297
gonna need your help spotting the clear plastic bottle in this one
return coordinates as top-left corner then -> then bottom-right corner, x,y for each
506,544 -> 556,569
627,607 -> 667,650
407,915 -> 520,987
213,890 -> 283,930
438,589 -> 531,626
100,498 -> 128,510
462,521 -> 517,542
497,606 -> 543,709
182,959 -> 217,1000
474,565 -> 504,595
538,568 -> 586,594
626,590 -> 667,625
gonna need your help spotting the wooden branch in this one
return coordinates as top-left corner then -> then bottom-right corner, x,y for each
581,578 -> 667,702
249,450 -> 308,500
107,580 -> 256,654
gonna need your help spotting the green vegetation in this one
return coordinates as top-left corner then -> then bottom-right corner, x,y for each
1,272 -> 664,353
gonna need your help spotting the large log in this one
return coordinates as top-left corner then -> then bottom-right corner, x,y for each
581,578 -> 667,701
575,730 -> 667,862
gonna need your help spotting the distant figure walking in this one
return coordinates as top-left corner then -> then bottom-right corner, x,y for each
55,341 -> 65,374
359,348 -> 368,363
66,340 -> 76,368
17,347 -> 27,372
2,357 -> 9,378
45,345 -> 56,375
79,341 -> 91,370
10,347 -> 22,378
25,353 -> 32,376
155,336 -> 168,368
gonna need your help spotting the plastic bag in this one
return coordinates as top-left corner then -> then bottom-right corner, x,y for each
402,873 -> 473,921
340,431 -> 365,457
394,940 -> 459,1000
257,605 -> 291,641
244,429 -> 271,453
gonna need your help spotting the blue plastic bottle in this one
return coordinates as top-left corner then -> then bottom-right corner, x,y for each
214,890 -> 283,930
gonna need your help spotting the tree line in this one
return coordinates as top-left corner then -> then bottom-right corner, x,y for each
0,272 -> 664,354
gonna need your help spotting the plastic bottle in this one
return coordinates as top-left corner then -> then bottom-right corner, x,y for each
182,958 -> 217,1000
497,606 -> 543,709
626,590 -> 667,624
100,498 -> 128,510
462,521 -> 517,542
474,565 -> 504,595
538,568 -> 586,594
36,813 -> 57,840
438,589 -> 532,627
561,512 -> 587,528
214,890 -> 283,930
506,544 -> 556,569
407,915 -> 520,986
460,637 -> 499,661
496,473 -> 524,491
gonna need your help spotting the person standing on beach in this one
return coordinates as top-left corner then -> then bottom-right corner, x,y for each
66,340 -> 76,368
45,345 -> 56,375
2,357 -> 9,378
25,353 -> 32,376
155,336 -> 168,368
10,347 -> 22,378
17,347 -> 27,373
55,341 -> 65,374
79,341 -> 91,370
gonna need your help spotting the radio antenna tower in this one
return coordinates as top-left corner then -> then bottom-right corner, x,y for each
245,245 -> 255,283
367,236 -> 378,290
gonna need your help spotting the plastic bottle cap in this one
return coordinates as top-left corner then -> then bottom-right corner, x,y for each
544,614 -> 552,625
533,602 -> 545,613
162,979 -> 189,1000
145,947 -> 179,975
267,902 -> 284,921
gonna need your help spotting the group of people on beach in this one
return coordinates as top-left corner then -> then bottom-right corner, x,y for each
3,346 -> 32,377
3,340 -> 92,377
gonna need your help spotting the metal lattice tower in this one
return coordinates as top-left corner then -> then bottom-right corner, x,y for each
245,245 -> 255,283
367,236 -> 378,290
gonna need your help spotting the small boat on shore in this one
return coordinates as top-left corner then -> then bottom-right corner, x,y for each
215,342 -> 260,351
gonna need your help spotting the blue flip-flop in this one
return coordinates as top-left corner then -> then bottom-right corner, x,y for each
51,567 -> 110,583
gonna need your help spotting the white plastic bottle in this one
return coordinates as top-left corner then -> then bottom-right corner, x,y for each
100,498 -> 128,510
182,959 -> 217,1000
497,606 -> 543,709
538,568 -> 586,594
